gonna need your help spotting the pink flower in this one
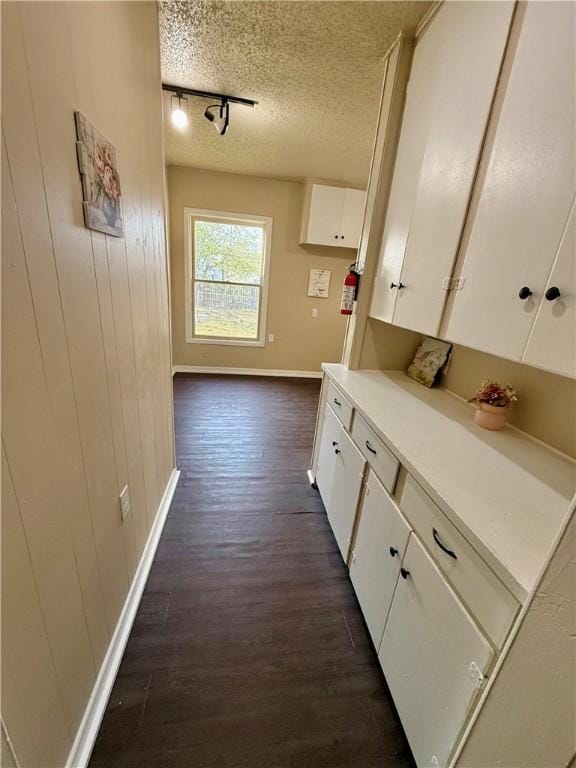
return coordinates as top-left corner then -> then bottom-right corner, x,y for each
102,165 -> 120,202
95,145 -> 106,179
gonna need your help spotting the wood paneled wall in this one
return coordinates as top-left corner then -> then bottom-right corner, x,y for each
1,3 -> 175,766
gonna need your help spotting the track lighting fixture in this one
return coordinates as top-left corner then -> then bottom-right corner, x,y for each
162,83 -> 257,137
204,100 -> 230,135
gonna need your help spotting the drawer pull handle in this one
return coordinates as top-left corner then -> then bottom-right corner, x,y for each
365,440 -> 377,455
400,567 -> 410,580
389,546 -> 399,557
433,527 -> 457,560
333,398 -> 342,406
332,441 -> 338,447
334,448 -> 341,455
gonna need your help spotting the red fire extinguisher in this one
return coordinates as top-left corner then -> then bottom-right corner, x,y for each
340,264 -> 360,315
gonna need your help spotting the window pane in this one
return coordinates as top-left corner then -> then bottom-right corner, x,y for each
194,282 -> 259,339
194,220 -> 264,284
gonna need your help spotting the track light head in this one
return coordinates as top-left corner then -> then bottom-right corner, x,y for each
170,95 -> 189,130
204,100 -> 230,136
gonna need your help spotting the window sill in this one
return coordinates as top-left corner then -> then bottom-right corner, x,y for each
185,336 -> 266,348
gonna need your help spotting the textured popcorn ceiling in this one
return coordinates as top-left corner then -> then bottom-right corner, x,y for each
160,1 -> 429,185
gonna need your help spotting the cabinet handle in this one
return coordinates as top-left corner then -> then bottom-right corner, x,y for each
389,546 -> 399,557
545,286 -> 561,301
340,235 -> 345,240
333,398 -> 341,406
432,527 -> 457,560
390,282 -> 405,290
332,440 -> 338,447
365,440 -> 377,455
334,448 -> 341,455
334,235 -> 339,239
518,286 -> 532,300
400,567 -> 410,579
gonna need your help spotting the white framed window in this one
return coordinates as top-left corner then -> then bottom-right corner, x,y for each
184,208 -> 272,347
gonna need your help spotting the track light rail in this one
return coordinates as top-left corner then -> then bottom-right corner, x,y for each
161,83 -> 257,108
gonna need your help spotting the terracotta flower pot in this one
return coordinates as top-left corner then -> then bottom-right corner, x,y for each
474,403 -> 508,431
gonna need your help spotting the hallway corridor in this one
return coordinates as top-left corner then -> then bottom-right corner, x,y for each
89,375 -> 412,768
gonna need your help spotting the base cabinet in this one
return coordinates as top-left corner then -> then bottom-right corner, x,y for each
316,405 -> 341,510
378,534 -> 494,767
349,470 -> 411,648
326,429 -> 366,561
316,401 -> 366,562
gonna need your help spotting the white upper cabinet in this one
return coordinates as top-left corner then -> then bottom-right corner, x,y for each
445,1 -> 576,372
300,182 -> 367,249
523,201 -> 575,378
339,188 -> 367,249
304,184 -> 346,246
370,1 -> 515,334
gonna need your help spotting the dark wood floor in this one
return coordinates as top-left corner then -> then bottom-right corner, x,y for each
89,374 -> 413,768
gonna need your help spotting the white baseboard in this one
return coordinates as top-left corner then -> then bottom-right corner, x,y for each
306,469 -> 317,487
172,365 -> 322,379
66,468 -> 180,768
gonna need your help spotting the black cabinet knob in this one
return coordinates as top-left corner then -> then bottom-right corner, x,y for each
518,286 -> 532,300
332,441 -> 338,447
389,546 -> 399,557
400,567 -> 410,580
390,282 -> 406,290
545,286 -> 561,301
340,235 -> 345,239
334,235 -> 339,239
334,448 -> 341,455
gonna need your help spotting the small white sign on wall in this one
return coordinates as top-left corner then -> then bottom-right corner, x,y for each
307,269 -> 331,298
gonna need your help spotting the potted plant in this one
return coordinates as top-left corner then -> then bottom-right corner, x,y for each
469,379 -> 517,431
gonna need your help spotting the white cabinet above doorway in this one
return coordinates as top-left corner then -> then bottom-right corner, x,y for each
300,181 -> 367,249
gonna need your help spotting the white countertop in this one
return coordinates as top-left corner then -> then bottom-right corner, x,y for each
323,364 -> 576,601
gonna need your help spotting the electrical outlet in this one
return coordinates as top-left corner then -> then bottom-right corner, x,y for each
119,485 -> 130,522
312,308 -> 318,318
268,333 -> 274,342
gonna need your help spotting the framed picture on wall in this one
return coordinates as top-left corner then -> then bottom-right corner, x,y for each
74,111 -> 124,237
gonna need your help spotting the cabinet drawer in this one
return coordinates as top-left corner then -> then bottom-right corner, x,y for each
400,476 -> 519,648
351,413 -> 399,494
326,380 -> 354,431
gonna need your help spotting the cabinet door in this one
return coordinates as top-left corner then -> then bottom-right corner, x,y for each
326,429 -> 366,561
379,535 -> 494,768
370,1 -> 514,329
349,470 -> 411,649
392,1 -> 515,336
340,188 -> 366,249
523,201 -> 575,378
306,185 -> 346,246
315,405 -> 341,510
445,1 -> 576,361
369,24 -> 433,324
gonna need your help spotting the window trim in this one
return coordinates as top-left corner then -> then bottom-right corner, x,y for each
184,207 -> 272,347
